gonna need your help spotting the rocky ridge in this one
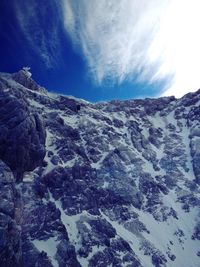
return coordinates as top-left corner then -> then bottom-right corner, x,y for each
0,69 -> 199,267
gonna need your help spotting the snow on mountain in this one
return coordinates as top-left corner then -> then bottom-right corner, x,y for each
0,69 -> 199,267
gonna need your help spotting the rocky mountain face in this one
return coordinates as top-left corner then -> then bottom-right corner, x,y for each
0,69 -> 199,267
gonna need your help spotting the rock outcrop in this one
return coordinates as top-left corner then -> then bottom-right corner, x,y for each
0,90 -> 46,181
0,161 -> 22,267
0,69 -> 199,267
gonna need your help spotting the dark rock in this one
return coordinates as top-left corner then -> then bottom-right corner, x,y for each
0,92 -> 46,181
192,223 -> 200,240
56,240 -> 81,267
152,252 -> 167,267
12,69 -> 46,94
0,161 -> 22,267
50,155 -> 60,165
22,240 -> 53,267
89,218 -> 116,239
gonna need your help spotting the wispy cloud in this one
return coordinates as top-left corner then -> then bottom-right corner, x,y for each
14,0 -> 62,68
62,0 -> 200,97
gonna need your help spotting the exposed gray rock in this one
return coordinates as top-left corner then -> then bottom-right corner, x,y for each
12,69 -> 47,94
0,70 -> 199,267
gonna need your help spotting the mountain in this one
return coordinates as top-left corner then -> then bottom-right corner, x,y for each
0,69 -> 199,267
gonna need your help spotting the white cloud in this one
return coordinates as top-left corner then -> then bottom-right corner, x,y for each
62,0 -> 200,97
14,0 -> 61,68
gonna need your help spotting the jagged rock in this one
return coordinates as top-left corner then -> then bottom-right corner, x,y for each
56,240 -> 81,267
0,161 -> 22,267
0,92 -> 46,181
192,223 -> 200,240
22,240 -> 53,267
190,137 -> 200,184
12,68 -> 46,94
0,70 -> 200,267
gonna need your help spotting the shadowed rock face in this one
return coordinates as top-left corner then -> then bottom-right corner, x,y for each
0,161 -> 22,267
12,69 -> 47,94
0,92 -> 46,181
0,70 -> 199,267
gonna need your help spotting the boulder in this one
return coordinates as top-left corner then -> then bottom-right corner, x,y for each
0,92 -> 46,181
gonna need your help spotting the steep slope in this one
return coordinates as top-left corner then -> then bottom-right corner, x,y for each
0,69 -> 199,267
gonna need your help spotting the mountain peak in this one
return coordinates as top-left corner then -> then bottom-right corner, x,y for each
11,68 -> 46,94
22,66 -> 32,78
0,71 -> 199,267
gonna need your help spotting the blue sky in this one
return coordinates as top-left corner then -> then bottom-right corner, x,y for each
0,0 -> 200,102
